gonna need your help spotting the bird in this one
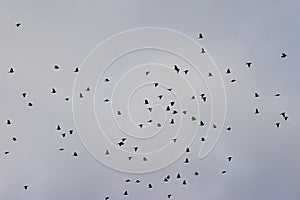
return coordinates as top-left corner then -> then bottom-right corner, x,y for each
104,98 -> 109,102
28,102 -> 33,107
23,185 -> 28,190
6,119 -> 12,125
133,147 -> 138,152
246,62 -> 252,68
22,92 -> 27,98
182,180 -> 187,185
79,93 -> 84,98
198,33 -> 203,39
69,129 -> 73,135
199,121 -> 205,126
230,79 -> 236,83
280,112 -> 286,117
254,92 -> 259,98
105,197 -> 110,200
167,194 -> 172,199
61,133 -> 66,138
59,148 -> 64,151
182,110 -> 187,114
194,171 -> 199,176
105,150 -> 109,155
184,158 -> 189,164
281,52 -> 287,58
254,108 -> 260,114
221,170 -> 227,174
191,116 -> 197,121
191,95 -> 196,100
201,48 -> 206,53
227,156 -> 232,162
144,99 -> 149,104
213,124 -> 217,128
123,191 -> 128,196
54,65 -> 60,70
148,183 -> 153,189
276,122 -> 280,128
64,97 -> 70,101
208,72 -> 213,77
201,137 -> 205,141
4,151 -> 10,155
148,107 -> 153,112
184,69 -> 189,74
154,82 -> 159,87
145,71 -> 150,75
169,119 -> 174,124
138,123 -> 143,128
104,78 -> 110,82
174,65 -> 180,73
226,68 -> 231,74
74,67 -> 79,72
51,88 -> 56,94
118,141 -> 124,146
12,137 -> 17,142
284,116 -> 288,121
275,93 -> 280,97
186,147 -> 190,153
173,110 -> 178,115
85,87 -> 91,92
16,23 -> 21,28
56,125 -> 61,130
176,173 -> 181,178
117,110 -> 122,116
8,67 -> 14,73
135,180 -> 140,183
125,179 -> 130,183
170,101 -> 175,106
166,106 -> 171,111
147,119 -> 152,123
72,152 -> 78,157
158,95 -> 163,100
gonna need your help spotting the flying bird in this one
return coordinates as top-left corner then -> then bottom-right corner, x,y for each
198,33 -> 203,39
226,68 -> 231,74
8,67 -> 14,73
246,62 -> 252,68
16,23 -> 21,28
281,52 -> 287,58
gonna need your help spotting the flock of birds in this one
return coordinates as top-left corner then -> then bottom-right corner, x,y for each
1,23 -> 289,199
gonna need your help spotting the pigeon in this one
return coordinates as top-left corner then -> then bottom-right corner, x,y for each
157,123 -> 162,127
79,93 -> 84,98
201,48 -> 206,53
201,137 -> 205,142
105,150 -> 110,155
154,82 -> 159,87
199,121 -> 205,126
254,108 -> 260,114
226,68 -> 231,74
184,158 -> 189,164
254,92 -> 259,98
212,124 -> 217,128
104,78 -> 110,82
194,171 -> 199,176
72,152 -> 78,157
125,179 -> 130,183
56,125 -> 61,130
28,102 -> 33,107
69,129 -> 74,135
135,180 -> 140,183
74,67 -> 79,72
170,101 -> 175,106
104,99 -> 109,102
51,88 -> 56,94
226,127 -> 232,131
182,180 -> 187,185
133,147 -> 138,152
184,69 -> 189,74
22,92 -> 27,98
167,194 -> 172,199
6,119 -> 12,125
186,147 -> 190,153
23,185 -> 28,190
16,23 -> 21,28
85,87 -> 91,92
191,116 -> 196,121
172,138 -> 177,143
117,110 -> 122,115
281,52 -> 287,58
144,99 -> 149,104
158,95 -> 163,100
8,67 -> 14,73
174,65 -> 180,73
230,79 -> 236,83
118,141 -> 124,146
227,156 -> 232,162
221,170 -> 227,174
176,173 -> 181,178
145,71 -> 150,75
208,72 -> 213,77
12,137 -> 17,142
148,183 -> 153,189
138,123 -> 143,128
275,93 -> 280,97
64,97 -> 70,101
61,133 -> 66,138
182,110 -> 187,115
169,119 -> 174,124
147,119 -> 152,123
123,191 -> 128,196
148,107 -> 153,112
105,197 -> 110,200
198,33 -> 203,39
54,65 -> 60,70
173,110 -> 178,115
276,122 -> 280,128
4,151 -> 10,155
59,148 -> 64,151
246,62 -> 252,68
166,106 -> 171,111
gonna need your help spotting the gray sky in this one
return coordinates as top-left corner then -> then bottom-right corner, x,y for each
0,0 -> 300,199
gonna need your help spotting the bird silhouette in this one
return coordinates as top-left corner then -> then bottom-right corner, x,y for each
194,171 -> 199,176
154,82 -> 159,87
254,108 -> 260,114
201,48 -> 206,53
54,65 -> 60,70
8,67 -> 14,73
123,190 -> 128,196
198,33 -> 203,39
275,93 -> 280,97
51,88 -> 56,94
276,122 -> 280,128
246,62 -> 252,68
281,52 -> 287,58
254,92 -> 259,97
72,152 -> 78,157
177,173 -> 181,178
23,185 -> 28,190
148,183 -> 153,188
221,170 -> 227,174
104,78 -> 110,82
226,68 -> 231,74
74,67 -> 79,72
16,23 -> 21,28
6,119 -> 11,125
227,156 -> 232,162
22,92 -> 27,98
145,71 -> 150,75
199,121 -> 205,126
184,69 -> 189,74
174,65 -> 180,73
28,102 -> 33,107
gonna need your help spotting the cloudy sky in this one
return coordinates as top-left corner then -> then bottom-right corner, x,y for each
0,0 -> 300,200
